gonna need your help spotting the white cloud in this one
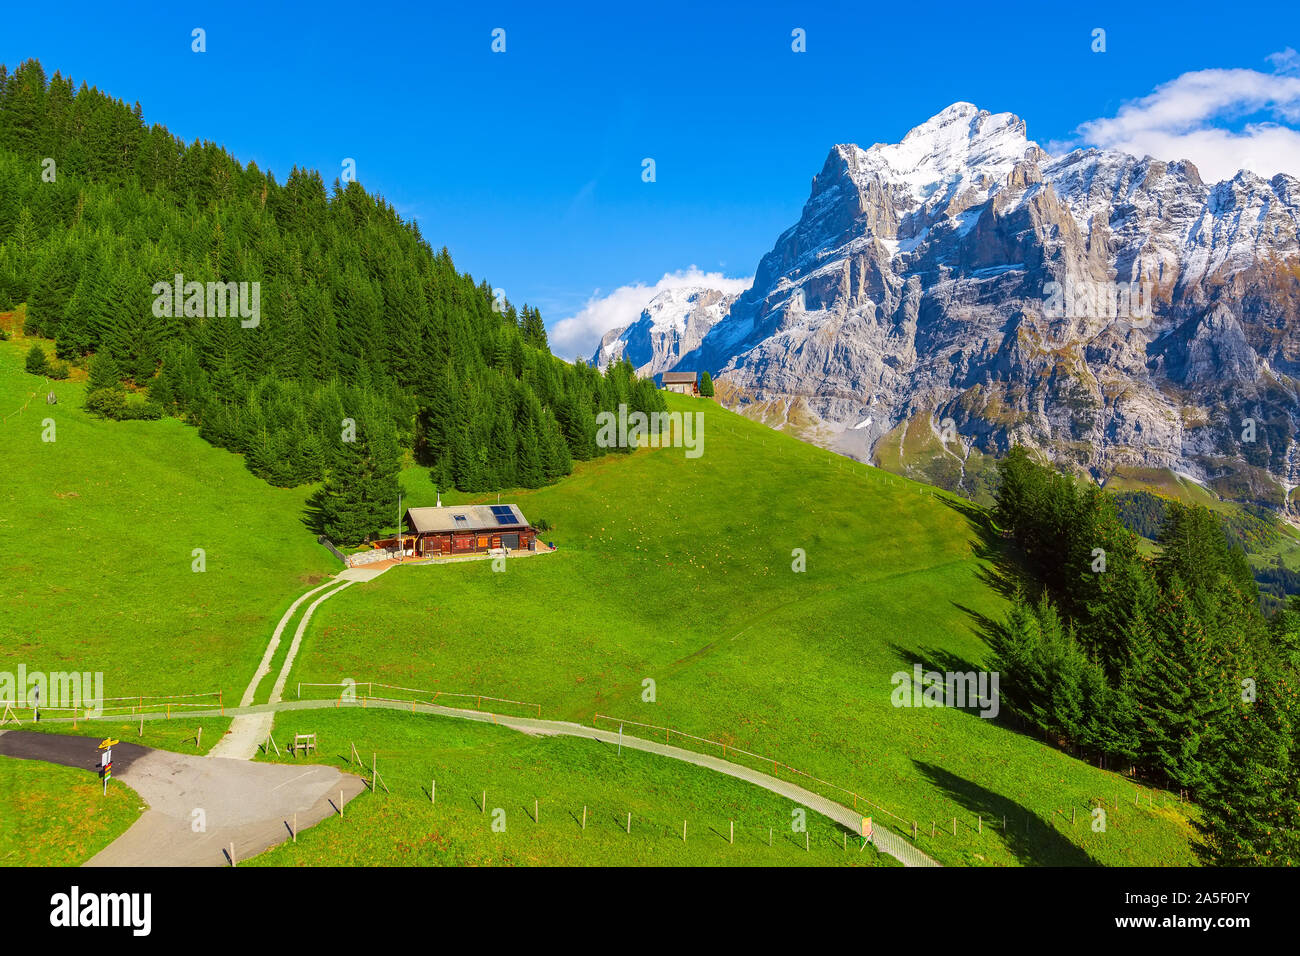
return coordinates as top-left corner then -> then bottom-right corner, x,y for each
548,266 -> 752,361
1068,49 -> 1300,183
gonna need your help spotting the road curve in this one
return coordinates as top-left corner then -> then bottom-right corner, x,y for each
0,730 -> 367,866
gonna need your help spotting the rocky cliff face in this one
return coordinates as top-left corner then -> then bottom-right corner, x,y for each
677,103 -> 1300,506
591,286 -> 741,377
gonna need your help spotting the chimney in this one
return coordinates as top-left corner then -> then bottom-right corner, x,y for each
436,491 -> 442,508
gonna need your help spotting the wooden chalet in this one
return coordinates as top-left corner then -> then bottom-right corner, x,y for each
403,504 -> 538,557
660,371 -> 699,395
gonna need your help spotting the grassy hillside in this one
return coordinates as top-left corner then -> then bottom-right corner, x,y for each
0,755 -> 142,866
0,335 -> 337,705
872,413 -> 998,506
1102,466 -> 1230,511
249,709 -> 891,867
3,330 -> 1199,866
285,394 -> 1198,866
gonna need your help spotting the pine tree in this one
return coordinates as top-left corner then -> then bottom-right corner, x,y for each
86,351 -> 122,393
24,342 -> 48,375
315,414 -> 402,545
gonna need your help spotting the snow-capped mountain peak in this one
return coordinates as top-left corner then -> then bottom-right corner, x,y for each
591,285 -> 745,375
672,102 -> 1300,503
849,103 -> 1038,209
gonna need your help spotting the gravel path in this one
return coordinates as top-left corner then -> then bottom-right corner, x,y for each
209,577 -> 357,760
58,697 -> 942,867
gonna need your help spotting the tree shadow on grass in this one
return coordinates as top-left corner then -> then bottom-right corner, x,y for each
301,488 -> 328,538
937,493 -> 1031,603
883,642 -> 1000,720
912,760 -> 1098,866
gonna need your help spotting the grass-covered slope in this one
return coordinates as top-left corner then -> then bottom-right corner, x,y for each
0,336 -> 337,705
0,755 -> 142,866
287,394 -> 1198,866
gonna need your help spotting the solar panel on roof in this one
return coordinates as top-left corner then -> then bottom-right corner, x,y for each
488,504 -> 517,525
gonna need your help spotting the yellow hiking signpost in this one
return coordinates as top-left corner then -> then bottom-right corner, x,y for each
98,737 -> 117,795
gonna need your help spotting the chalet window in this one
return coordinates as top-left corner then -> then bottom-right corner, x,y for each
477,536 -> 489,549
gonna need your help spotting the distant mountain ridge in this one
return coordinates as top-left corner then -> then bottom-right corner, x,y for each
671,102 -> 1300,508
591,285 -> 741,377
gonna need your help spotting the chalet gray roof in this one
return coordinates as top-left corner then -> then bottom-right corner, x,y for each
661,372 -> 697,383
404,504 -> 530,534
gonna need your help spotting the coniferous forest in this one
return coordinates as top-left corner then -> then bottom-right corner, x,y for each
991,447 -> 1300,865
0,59 -> 663,541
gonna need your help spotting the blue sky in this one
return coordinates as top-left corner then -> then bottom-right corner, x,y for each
4,1 -> 1298,357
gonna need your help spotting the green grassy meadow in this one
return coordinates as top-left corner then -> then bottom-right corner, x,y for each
249,709 -> 891,866
285,393 -> 1198,866
3,337 -> 1200,866
0,755 -> 143,866
0,336 -> 337,707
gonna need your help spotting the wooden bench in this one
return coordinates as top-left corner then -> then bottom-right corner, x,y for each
291,733 -> 317,757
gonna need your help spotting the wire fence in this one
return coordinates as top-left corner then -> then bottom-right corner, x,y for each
592,714 -> 908,826
1,690 -> 225,721
296,681 -> 542,719
1,370 -> 50,423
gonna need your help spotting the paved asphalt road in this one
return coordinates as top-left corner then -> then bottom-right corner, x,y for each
0,730 -> 367,866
